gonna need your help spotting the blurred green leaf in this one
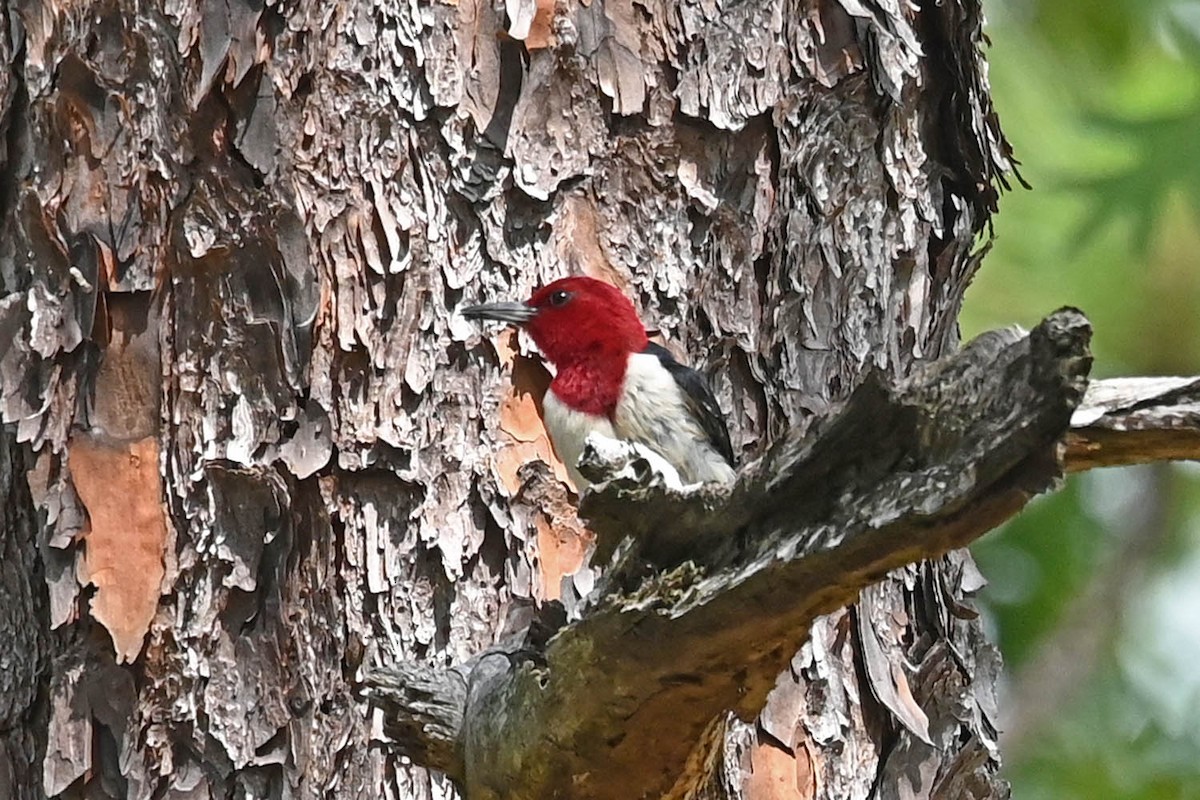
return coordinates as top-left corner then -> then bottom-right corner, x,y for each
1070,106 -> 1200,253
973,482 -> 1107,663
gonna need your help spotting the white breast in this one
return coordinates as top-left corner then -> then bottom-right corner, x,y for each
542,390 -> 616,490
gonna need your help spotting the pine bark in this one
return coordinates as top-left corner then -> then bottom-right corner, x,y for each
0,0 -> 1016,798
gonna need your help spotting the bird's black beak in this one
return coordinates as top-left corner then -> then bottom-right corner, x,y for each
460,301 -> 537,324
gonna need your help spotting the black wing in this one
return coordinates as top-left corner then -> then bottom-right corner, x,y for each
642,341 -> 736,467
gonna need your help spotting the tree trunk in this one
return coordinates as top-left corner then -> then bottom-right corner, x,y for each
0,0 -> 1015,797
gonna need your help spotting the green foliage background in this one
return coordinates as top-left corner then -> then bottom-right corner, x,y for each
964,2 -> 1200,796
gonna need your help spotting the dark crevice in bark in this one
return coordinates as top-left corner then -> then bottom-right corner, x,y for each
0,19 -> 29,292
0,430 -> 51,800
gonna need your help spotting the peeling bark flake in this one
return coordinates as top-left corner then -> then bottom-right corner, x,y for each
68,434 -> 167,663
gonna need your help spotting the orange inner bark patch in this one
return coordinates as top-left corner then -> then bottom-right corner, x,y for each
495,330 -> 573,488
535,510 -> 593,601
491,330 -> 592,599
524,0 -> 557,49
493,442 -> 563,495
555,195 -> 629,292
793,740 -> 817,799
69,434 -> 167,663
500,357 -> 551,443
745,739 -> 816,800
493,327 -> 521,368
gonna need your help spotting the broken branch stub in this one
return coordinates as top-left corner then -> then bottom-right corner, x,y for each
364,309 -> 1093,800
361,661 -> 469,780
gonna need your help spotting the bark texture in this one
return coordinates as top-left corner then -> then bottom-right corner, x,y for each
0,0 -> 1019,797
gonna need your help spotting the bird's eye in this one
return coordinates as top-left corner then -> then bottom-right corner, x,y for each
549,290 -> 572,307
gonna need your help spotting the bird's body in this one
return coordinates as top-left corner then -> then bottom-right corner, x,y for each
543,346 -> 735,488
462,277 -> 735,489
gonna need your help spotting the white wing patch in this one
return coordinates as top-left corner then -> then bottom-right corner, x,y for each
613,353 -> 735,485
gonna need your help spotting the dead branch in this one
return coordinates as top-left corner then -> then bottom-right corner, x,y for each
363,309 -> 1097,800
1066,377 -> 1200,471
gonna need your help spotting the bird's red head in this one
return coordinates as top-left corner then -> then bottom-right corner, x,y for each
521,277 -> 648,367
461,276 -> 650,416
460,276 -> 648,366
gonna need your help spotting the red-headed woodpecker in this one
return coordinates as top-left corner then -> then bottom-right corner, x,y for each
462,276 -> 735,489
